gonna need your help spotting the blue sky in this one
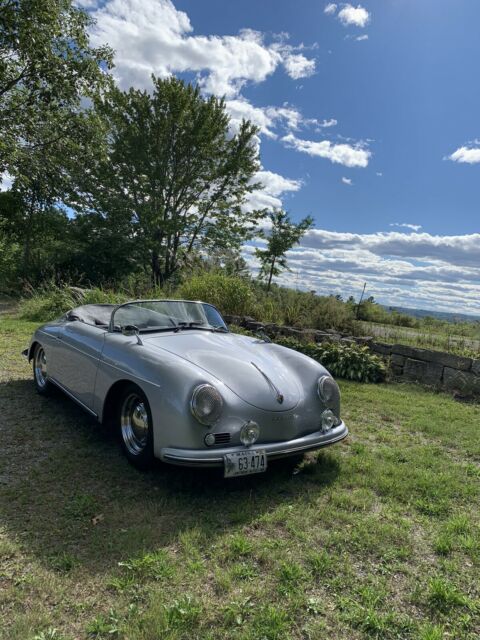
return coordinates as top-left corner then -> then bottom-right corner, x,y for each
69,2 -> 480,312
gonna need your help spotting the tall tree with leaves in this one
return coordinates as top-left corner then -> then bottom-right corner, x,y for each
256,209 -> 313,291
0,0 -> 113,171
74,77 -> 263,286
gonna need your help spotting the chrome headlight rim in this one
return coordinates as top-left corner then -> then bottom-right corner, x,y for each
191,383 -> 223,426
317,375 -> 340,405
240,420 -> 260,447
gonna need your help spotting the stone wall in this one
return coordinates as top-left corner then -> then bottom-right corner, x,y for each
224,314 -> 480,398
369,342 -> 480,397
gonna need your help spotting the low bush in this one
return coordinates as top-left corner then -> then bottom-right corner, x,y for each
275,336 -> 386,383
178,273 -> 255,316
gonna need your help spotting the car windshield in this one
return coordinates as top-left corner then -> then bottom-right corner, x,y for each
112,300 -> 228,333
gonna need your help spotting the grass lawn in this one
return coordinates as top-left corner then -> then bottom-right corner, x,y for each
0,318 -> 479,640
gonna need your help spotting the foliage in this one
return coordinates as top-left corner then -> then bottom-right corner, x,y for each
73,77 -> 263,286
275,336 -> 386,382
255,209 -> 313,291
0,0 -> 113,171
178,273 -> 255,316
18,284 -> 126,321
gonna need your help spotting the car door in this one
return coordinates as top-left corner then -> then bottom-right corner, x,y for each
52,321 -> 106,412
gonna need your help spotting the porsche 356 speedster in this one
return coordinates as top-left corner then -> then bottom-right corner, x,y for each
23,300 -> 348,476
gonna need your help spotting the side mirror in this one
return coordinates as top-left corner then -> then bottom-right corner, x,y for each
121,324 -> 143,345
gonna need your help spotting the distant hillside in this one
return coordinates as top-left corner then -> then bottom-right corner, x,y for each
385,306 -> 480,323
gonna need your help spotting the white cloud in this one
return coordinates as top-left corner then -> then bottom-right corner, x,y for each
324,3 -> 338,16
282,53 -> 316,80
225,99 -> 316,139
342,177 -> 353,185
449,146 -> 480,164
337,4 -> 371,28
254,171 -> 303,197
282,133 -> 371,167
245,228 -> 480,313
317,118 -> 338,128
390,223 -> 422,232
376,172 -> 383,177
246,170 -> 302,210
87,0 -> 315,97
225,99 -> 278,138
356,34 -> 369,41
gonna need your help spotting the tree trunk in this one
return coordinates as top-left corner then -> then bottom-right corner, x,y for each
151,250 -> 161,287
266,258 -> 275,292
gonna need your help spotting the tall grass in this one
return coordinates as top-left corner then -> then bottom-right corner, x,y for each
18,284 -> 128,322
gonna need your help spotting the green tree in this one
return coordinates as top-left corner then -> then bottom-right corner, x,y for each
74,77 -> 263,286
255,209 -> 313,291
0,0 -> 112,170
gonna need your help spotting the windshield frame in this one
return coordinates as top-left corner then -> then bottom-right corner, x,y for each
108,299 -> 229,334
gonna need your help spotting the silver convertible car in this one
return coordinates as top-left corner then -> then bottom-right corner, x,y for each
23,300 -> 348,477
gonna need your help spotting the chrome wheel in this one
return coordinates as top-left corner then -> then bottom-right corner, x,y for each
34,346 -> 48,388
120,393 -> 150,455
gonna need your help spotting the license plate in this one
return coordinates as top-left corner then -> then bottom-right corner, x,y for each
224,449 -> 267,478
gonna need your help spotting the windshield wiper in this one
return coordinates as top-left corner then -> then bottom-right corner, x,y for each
135,326 -> 180,333
174,321 -> 229,333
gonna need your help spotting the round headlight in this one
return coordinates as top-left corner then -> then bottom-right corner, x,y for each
240,421 -> 260,446
317,375 -> 339,405
191,384 -> 223,425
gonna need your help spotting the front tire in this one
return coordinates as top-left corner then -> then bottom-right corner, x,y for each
33,344 -> 53,395
117,384 -> 155,470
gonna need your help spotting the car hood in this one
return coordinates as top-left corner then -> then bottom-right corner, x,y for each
144,331 -> 301,411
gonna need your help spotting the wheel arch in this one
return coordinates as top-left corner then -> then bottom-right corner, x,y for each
28,341 -> 40,361
101,379 -> 148,427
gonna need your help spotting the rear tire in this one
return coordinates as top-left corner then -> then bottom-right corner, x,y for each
117,384 -> 155,470
33,344 -> 53,396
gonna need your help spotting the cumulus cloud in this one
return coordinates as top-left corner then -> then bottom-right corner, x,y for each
225,99 -> 318,140
449,146 -> 480,164
246,170 -> 302,210
282,53 -> 316,80
338,4 -> 370,28
245,228 -> 480,314
390,223 -> 422,232
342,177 -> 353,185
356,34 -> 369,41
87,0 -> 315,97
324,3 -> 338,16
282,133 -> 371,167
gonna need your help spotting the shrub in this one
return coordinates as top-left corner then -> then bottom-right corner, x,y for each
178,273 -> 255,316
275,336 -> 386,383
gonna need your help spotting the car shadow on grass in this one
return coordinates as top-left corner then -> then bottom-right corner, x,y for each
0,378 -> 341,576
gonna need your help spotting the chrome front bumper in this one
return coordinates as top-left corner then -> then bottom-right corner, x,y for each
160,421 -> 348,467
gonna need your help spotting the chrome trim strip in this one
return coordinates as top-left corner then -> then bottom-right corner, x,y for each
251,361 -> 284,404
49,377 -> 98,418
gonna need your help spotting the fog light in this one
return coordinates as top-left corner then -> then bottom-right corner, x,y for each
321,409 -> 336,432
240,421 -> 260,446
204,433 -> 216,446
